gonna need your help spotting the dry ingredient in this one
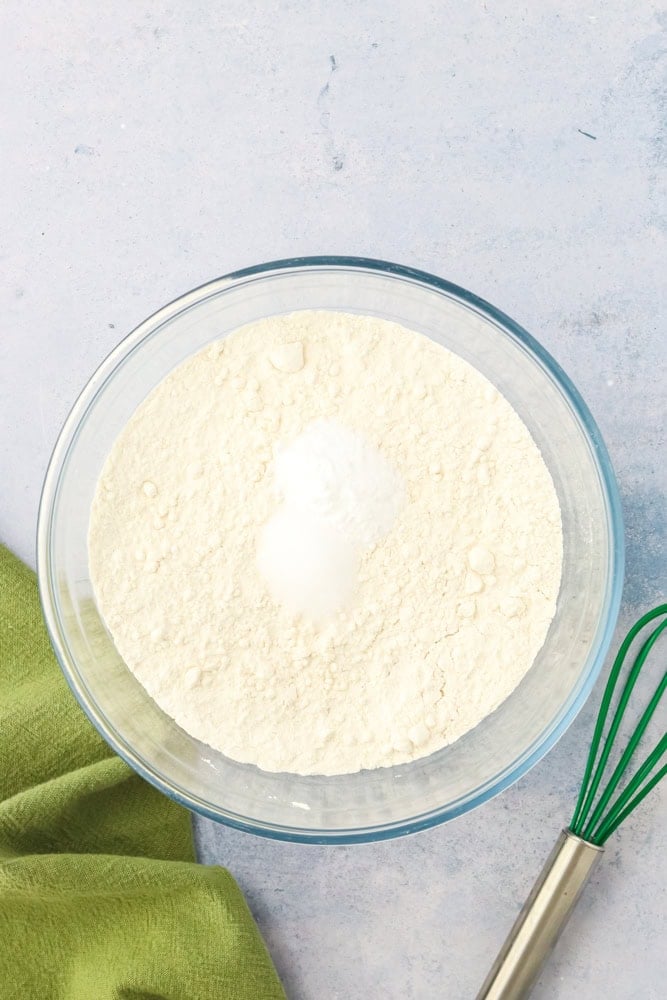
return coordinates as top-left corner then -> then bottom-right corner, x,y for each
88,310 -> 563,775
257,418 -> 404,620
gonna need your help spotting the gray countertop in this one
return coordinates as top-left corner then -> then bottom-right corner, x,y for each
2,2 -> 665,997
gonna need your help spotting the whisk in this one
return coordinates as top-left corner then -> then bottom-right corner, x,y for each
477,604 -> 667,999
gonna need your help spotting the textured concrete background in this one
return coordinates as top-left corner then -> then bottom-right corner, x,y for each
2,2 -> 665,997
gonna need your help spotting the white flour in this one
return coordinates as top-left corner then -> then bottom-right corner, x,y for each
89,310 -> 563,775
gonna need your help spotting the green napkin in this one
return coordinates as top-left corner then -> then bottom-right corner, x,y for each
0,545 -> 286,1000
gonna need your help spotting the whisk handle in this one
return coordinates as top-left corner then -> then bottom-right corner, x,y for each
476,829 -> 603,1000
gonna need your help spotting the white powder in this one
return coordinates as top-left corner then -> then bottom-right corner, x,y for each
89,310 -> 563,776
272,419 -> 404,547
258,419 -> 404,620
257,507 -> 358,622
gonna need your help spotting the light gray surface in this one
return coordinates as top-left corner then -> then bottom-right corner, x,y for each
2,2 -> 665,998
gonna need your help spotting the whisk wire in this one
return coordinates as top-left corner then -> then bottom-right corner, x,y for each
571,608 -> 657,831
570,605 -> 667,845
575,626 -> 654,830
581,664 -> 667,841
593,750 -> 667,843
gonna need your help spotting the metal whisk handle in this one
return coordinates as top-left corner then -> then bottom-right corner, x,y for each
476,829 -> 603,1000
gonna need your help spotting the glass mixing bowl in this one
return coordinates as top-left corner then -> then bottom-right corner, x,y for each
37,257 -> 624,843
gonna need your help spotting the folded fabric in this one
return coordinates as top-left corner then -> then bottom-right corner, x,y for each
0,545 -> 286,1000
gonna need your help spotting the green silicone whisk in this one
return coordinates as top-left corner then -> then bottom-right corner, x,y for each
477,604 -> 667,1000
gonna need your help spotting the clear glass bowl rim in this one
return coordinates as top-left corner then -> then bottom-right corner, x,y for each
37,255 -> 625,843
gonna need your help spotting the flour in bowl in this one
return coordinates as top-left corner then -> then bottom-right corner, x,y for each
88,310 -> 563,775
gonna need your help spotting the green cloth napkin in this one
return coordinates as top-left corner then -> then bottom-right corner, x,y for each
0,545 -> 286,1000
